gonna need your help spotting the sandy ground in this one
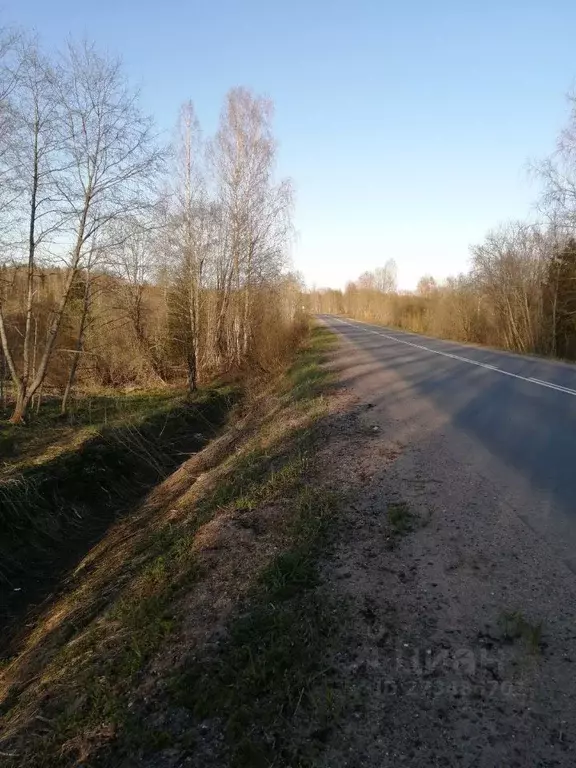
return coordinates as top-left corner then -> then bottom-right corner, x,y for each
314,325 -> 576,767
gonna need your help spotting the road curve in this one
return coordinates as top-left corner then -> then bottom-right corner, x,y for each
321,314 -> 576,570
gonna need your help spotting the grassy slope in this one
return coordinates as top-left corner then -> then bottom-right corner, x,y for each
0,386 -> 238,635
0,391 -> 186,474
0,324 -> 342,768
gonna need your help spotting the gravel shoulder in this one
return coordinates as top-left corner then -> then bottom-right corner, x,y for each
315,322 -> 576,767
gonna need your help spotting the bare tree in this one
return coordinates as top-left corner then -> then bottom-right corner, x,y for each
470,222 -> 547,353
417,275 -> 438,296
60,243 -> 97,414
209,87 -> 292,368
168,101 -> 209,390
536,92 -> 576,233
108,215 -> 163,374
356,260 -> 397,295
374,260 -> 397,293
0,41 -> 163,422
0,39 -> 67,422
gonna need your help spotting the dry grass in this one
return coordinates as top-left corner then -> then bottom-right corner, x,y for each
0,390 -> 187,476
0,386 -> 238,636
0,322 -> 342,768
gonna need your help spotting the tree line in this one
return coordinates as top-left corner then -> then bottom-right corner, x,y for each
0,29 -> 301,423
311,94 -> 576,362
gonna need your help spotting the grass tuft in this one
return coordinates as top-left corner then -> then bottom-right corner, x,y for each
387,501 -> 414,535
498,610 -> 544,654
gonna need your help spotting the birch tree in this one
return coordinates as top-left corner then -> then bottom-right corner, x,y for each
169,101 -> 208,390
0,40 -> 66,422
210,87 -> 292,367
0,41 -> 163,422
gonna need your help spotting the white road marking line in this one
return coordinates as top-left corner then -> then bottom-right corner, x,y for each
528,377 -> 576,394
330,317 -> 576,398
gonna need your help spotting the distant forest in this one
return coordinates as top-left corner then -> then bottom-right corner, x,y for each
313,93 -> 576,362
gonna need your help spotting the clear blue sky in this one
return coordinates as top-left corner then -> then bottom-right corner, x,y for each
6,0 -> 576,288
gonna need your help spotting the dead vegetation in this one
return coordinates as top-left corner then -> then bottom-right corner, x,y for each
0,30 -> 302,425
0,323 -> 343,768
0,385 -> 239,639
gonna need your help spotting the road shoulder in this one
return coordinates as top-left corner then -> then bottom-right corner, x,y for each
312,322 -> 576,767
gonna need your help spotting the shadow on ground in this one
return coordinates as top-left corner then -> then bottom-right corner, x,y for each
0,386 -> 239,652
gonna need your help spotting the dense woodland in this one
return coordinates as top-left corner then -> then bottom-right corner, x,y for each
312,95 -> 576,362
0,31 -> 302,423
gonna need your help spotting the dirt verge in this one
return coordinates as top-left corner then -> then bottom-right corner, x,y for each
311,323 -> 576,768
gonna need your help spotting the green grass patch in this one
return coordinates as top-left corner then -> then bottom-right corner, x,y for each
2,526 -> 206,766
498,610 -> 544,654
174,483 -> 343,767
196,409 -> 321,519
387,501 -> 414,535
285,324 -> 337,403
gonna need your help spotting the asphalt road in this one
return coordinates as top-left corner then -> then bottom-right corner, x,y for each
321,314 -> 576,570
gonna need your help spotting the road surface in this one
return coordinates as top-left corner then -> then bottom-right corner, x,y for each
321,314 -> 576,570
